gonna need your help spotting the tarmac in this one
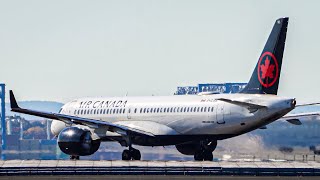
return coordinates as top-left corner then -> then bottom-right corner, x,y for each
0,160 -> 320,177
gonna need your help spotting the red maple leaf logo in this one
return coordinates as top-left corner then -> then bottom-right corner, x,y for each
260,56 -> 275,79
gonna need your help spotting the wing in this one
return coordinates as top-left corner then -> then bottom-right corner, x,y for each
280,112 -> 320,125
296,103 -> 320,107
9,90 -> 155,137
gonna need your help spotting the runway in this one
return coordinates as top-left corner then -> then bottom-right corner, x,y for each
0,160 -> 320,177
0,175 -> 320,180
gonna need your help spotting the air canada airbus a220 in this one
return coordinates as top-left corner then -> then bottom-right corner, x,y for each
10,17 -> 306,161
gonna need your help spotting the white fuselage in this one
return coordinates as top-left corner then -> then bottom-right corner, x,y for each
51,93 -> 295,146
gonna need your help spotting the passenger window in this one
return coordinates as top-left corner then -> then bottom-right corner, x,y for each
134,108 -> 137,113
113,109 -> 116,114
201,107 -> 203,112
204,107 -> 207,112
140,108 -> 142,113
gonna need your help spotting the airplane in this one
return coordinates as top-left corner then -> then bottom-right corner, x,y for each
10,17 -> 305,161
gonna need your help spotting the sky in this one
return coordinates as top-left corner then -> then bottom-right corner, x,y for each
0,0 -> 320,103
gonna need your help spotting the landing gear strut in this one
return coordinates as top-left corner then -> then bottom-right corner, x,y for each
122,147 -> 141,160
70,155 -> 80,160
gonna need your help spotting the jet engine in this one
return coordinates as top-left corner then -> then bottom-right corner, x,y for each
175,140 -> 217,155
57,126 -> 101,156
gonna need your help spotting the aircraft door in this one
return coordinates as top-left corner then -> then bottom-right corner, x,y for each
127,106 -> 132,119
216,104 -> 225,124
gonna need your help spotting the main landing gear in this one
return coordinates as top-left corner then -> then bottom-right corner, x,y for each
194,150 -> 213,161
70,155 -> 80,160
122,147 -> 141,160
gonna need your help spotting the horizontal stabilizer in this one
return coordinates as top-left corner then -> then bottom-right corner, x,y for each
216,98 -> 267,111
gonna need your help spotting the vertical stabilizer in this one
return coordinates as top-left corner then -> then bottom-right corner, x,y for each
240,17 -> 289,95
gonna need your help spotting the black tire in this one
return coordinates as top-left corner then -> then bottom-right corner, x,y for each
70,155 -> 80,160
132,149 -> 141,160
203,151 -> 213,161
122,149 -> 131,160
194,151 -> 204,161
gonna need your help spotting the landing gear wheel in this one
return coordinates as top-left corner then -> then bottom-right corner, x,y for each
194,151 -> 204,161
70,155 -> 80,160
132,149 -> 141,160
122,149 -> 131,160
122,148 -> 141,160
203,151 -> 213,161
194,151 -> 213,161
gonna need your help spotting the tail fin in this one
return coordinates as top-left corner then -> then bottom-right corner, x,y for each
240,17 -> 289,95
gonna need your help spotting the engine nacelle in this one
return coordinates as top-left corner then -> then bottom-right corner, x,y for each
176,142 -> 200,155
176,140 -> 217,155
51,120 -> 68,136
57,127 -> 101,156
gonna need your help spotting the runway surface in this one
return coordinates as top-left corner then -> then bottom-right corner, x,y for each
0,175 -> 320,180
0,160 -> 320,176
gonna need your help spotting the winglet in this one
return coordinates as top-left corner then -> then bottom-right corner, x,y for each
10,90 -> 20,109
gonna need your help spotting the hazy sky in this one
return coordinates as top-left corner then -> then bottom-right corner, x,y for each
1,0 -> 320,103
